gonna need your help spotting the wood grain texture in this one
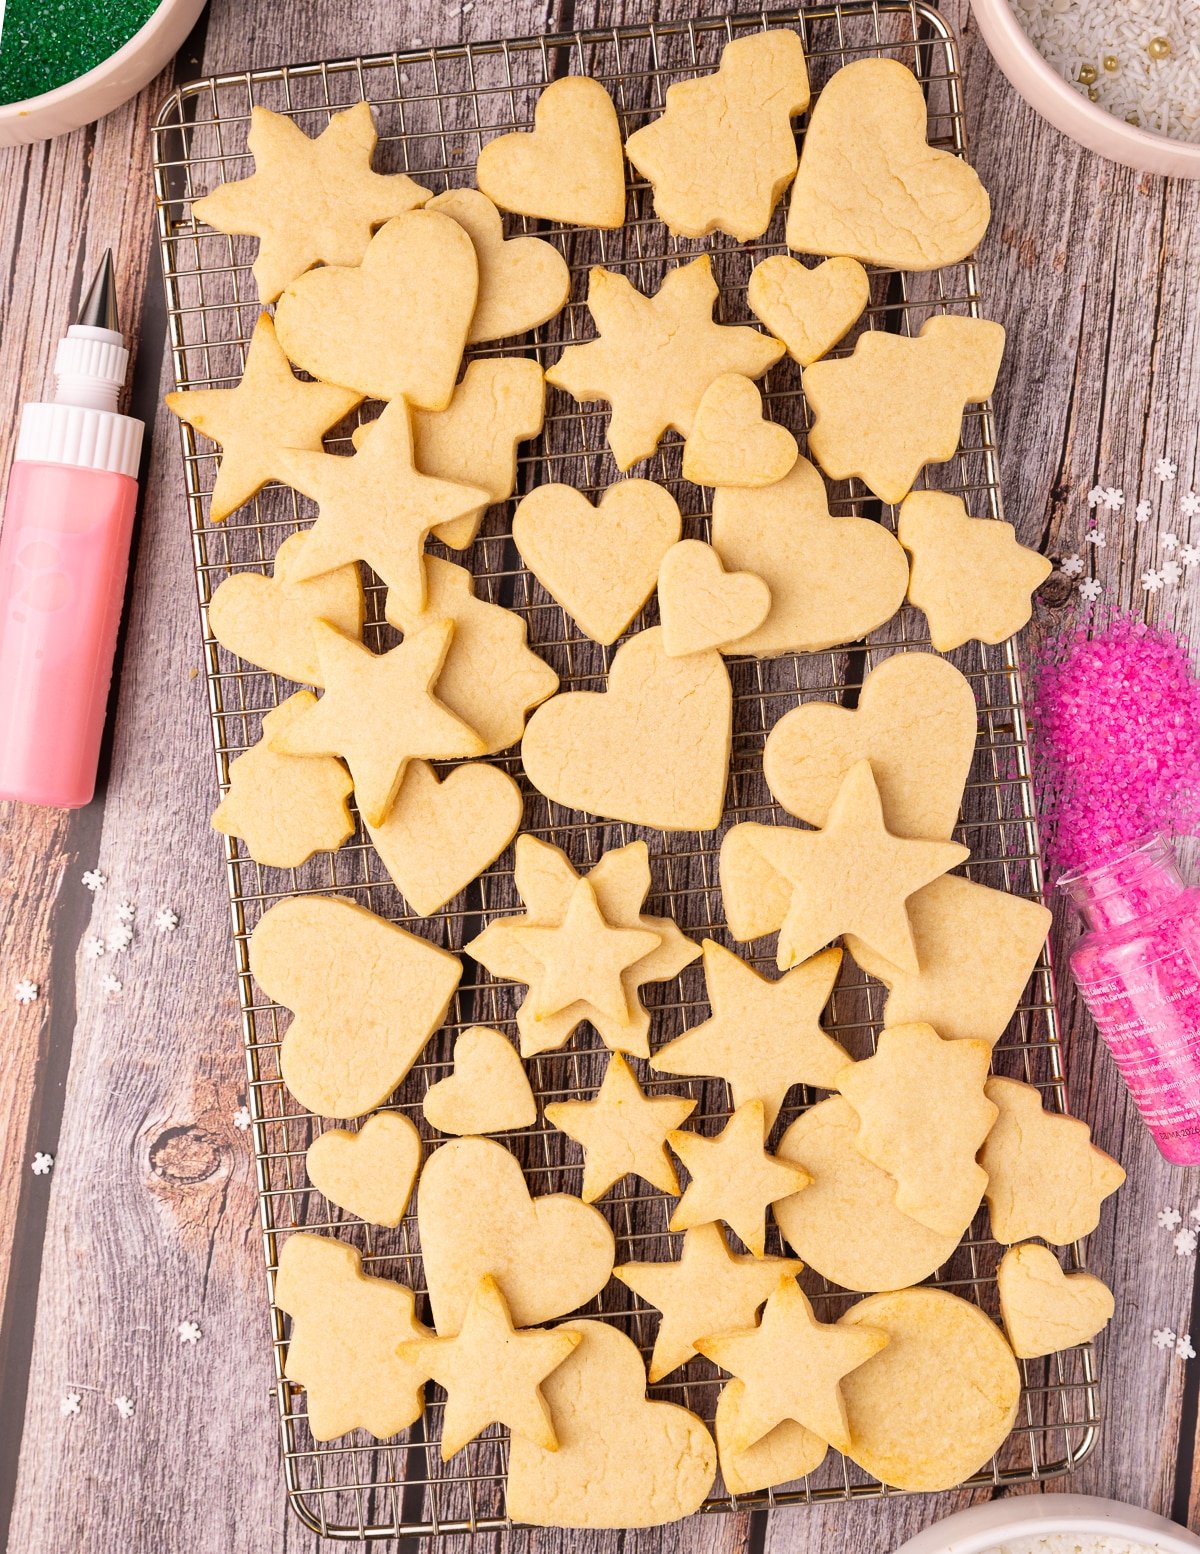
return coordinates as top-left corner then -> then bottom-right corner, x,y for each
2,1 -> 1200,1550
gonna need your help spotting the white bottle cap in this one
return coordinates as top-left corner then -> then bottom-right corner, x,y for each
53,325 -> 129,412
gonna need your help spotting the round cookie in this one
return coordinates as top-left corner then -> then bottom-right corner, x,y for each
838,1288 -> 1020,1492
773,1098 -> 960,1293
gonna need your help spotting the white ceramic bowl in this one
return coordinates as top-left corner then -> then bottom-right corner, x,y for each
893,1494 -> 1200,1554
0,0 -> 207,149
969,0 -> 1200,179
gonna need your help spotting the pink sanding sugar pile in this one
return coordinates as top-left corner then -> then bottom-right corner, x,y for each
1029,616 -> 1200,877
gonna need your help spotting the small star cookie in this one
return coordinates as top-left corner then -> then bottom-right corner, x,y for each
305,1112 -> 422,1228
427,188 -> 569,343
995,1243 -> 1114,1360
747,255 -> 869,367
681,375 -> 798,490
422,1027 -> 536,1137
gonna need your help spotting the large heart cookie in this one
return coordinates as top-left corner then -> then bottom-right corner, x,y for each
249,895 -> 462,1118
521,627 -> 732,831
513,480 -> 681,646
786,58 -> 991,270
764,652 -> 977,840
427,188 -> 569,343
274,209 -> 477,407
658,540 -> 771,658
477,76 -> 626,229
682,374 -> 797,490
305,1111 -> 422,1228
996,1243 -> 1114,1360
418,1137 -> 614,1333
747,254 -> 869,367
711,454 -> 908,655
506,1320 -> 716,1528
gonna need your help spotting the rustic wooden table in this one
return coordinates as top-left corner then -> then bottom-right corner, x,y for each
2,1 -> 1199,1550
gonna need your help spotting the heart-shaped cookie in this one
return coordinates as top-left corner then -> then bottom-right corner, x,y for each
207,531 -> 363,687
786,58 -> 991,270
305,1111 -> 422,1227
418,1137 -> 614,1333
506,1320 -> 717,1528
996,1243 -> 1114,1360
716,1379 -> 827,1496
764,652 -> 977,840
249,895 -> 462,1119
513,480 -> 681,646
658,540 -> 771,657
274,209 -> 477,407
477,76 -> 626,229
366,759 -> 523,917
521,626 -> 732,831
747,255 -> 869,367
428,188 -> 569,343
711,453 -> 908,654
682,374 -> 797,490
422,1026 -> 536,1136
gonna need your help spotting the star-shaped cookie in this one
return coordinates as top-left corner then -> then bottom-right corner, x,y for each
192,102 -> 431,302
668,1101 -> 811,1258
697,1276 -> 888,1454
273,619 -> 485,827
467,837 -> 700,1058
397,1274 -> 581,1460
545,256 -> 784,469
651,941 -> 847,1129
615,1222 -> 802,1382
165,314 -> 360,523
277,398 -> 490,616
546,1053 -> 696,1203
739,760 -> 968,974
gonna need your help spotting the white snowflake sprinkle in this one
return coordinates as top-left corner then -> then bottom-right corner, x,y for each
1134,499 -> 1153,523
31,1152 -> 53,1175
108,924 -> 133,953
1060,554 -> 1085,577
1153,1327 -> 1177,1350
1156,457 -> 1178,481
1179,1334 -> 1197,1360
178,1320 -> 202,1345
233,1105 -> 252,1131
113,1395 -> 134,1419
14,978 -> 39,1005
1102,486 -> 1125,510
1161,559 -> 1183,586
1087,485 -> 1106,508
115,901 -> 135,922
1079,578 -> 1103,602
1162,532 -> 1180,552
1181,544 -> 1200,568
84,937 -> 105,959
1085,528 -> 1107,548
1159,1207 -> 1183,1229
155,908 -> 179,933
1181,492 -> 1200,518
82,869 -> 106,892
1143,570 -> 1164,593
1174,1227 -> 1197,1256
60,1392 -> 82,1417
100,973 -> 122,996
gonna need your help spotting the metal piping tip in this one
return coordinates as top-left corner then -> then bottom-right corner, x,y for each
77,248 -> 119,332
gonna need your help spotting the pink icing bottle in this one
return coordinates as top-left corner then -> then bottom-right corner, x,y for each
0,250 -> 143,809
1061,834 -> 1200,1166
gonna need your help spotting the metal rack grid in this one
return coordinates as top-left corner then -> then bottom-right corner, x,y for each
152,3 -> 1100,1538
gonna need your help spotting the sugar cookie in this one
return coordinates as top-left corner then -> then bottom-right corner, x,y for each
786,59 -> 991,270
273,209 -> 477,407
747,255 -> 869,368
422,1026 -> 536,1136
615,1222 -> 801,1384
477,76 -> 626,229
427,188 -> 569,342
836,1021 -> 996,1240
624,29 -> 810,242
720,823 -> 798,942
273,620 -> 484,828
398,1275 -> 580,1459
505,1320 -> 717,1528
546,1053 -> 695,1202
774,1097 -> 961,1293
838,1288 -> 1019,1492
699,1276 -> 887,1455
165,314 -> 360,522
657,541 -> 771,659
804,316 -> 1005,504
305,1111 -> 422,1228
249,895 -> 462,1118
979,1076 -> 1125,1245
996,1243 -> 1114,1360
668,1100 -> 811,1258
682,375 -> 798,490
418,1136 -> 614,1333
521,627 -> 732,831
898,490 -> 1053,651
192,103 -> 430,303
274,1232 -> 430,1441
764,652 -> 977,841
711,454 -> 908,655
468,836 -> 700,1059
513,480 -> 682,646
651,940 -> 846,1129
715,1379 -> 827,1496
211,693 -> 354,868
546,257 -> 784,470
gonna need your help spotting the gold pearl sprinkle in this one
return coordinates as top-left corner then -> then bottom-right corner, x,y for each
1127,111 -> 1141,125
1078,62 -> 1097,84
1148,35 -> 1173,60
1088,85 -> 1100,101
1103,54 -> 1119,72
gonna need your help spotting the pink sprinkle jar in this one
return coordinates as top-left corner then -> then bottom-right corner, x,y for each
1061,834 -> 1200,1166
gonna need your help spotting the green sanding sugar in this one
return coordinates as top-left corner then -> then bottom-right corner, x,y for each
0,0 -> 160,105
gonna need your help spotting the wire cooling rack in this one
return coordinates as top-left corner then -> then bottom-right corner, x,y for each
153,2 -> 1101,1538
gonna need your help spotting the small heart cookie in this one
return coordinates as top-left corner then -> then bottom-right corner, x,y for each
747,255 -> 869,367
996,1243 -> 1114,1360
513,480 -> 681,646
477,76 -> 626,229
305,1111 -> 422,1228
716,1379 -> 827,1496
682,375 -> 798,490
428,188 -> 569,342
422,1026 -> 536,1136
658,540 -> 771,658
